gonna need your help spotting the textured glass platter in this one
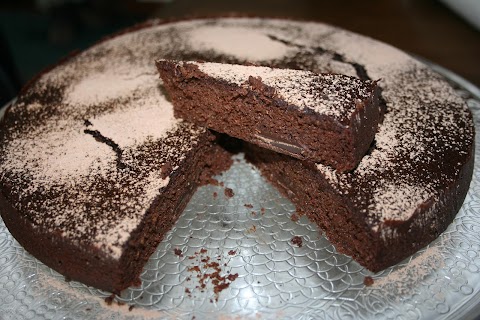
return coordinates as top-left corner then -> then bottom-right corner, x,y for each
0,62 -> 479,320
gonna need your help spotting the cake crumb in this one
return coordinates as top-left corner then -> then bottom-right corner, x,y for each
363,276 -> 374,286
185,247 -> 239,301
203,177 -> 222,186
291,213 -> 299,222
188,266 -> 201,272
247,225 -> 257,233
251,211 -> 257,216
104,294 -> 115,306
128,305 -> 135,312
213,192 -> 218,198
227,274 -> 238,281
291,236 -> 303,247
260,207 -> 265,214
174,248 -> 183,257
224,187 -> 234,198
244,203 -> 253,208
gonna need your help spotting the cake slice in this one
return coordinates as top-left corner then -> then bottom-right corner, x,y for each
156,60 -> 381,172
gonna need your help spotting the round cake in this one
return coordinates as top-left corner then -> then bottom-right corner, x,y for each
0,17 -> 474,293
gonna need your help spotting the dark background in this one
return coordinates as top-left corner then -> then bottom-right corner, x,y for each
1,0 -> 479,106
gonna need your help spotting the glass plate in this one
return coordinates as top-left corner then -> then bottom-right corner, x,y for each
0,61 -> 479,320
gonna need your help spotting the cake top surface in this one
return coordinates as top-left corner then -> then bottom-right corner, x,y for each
0,17 -> 474,255
158,59 -> 376,122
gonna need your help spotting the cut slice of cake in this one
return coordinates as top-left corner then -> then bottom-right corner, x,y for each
156,59 -> 381,172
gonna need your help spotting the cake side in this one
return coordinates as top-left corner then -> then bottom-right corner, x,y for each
157,59 -> 380,172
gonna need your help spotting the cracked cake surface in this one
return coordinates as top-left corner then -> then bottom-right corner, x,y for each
0,17 -> 475,290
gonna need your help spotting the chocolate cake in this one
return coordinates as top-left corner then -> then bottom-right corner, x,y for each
0,17 -> 475,293
0,23 -> 233,293
156,59 -> 380,171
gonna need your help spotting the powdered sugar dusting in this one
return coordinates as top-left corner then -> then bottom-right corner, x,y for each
326,29 -> 413,79
194,61 -> 374,119
188,26 -> 291,61
88,95 -> 176,149
371,181 -> 433,222
3,120 -> 115,184
373,246 -> 444,297
65,67 -> 156,106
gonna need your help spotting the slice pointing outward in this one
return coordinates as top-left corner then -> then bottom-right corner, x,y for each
156,59 -> 381,172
